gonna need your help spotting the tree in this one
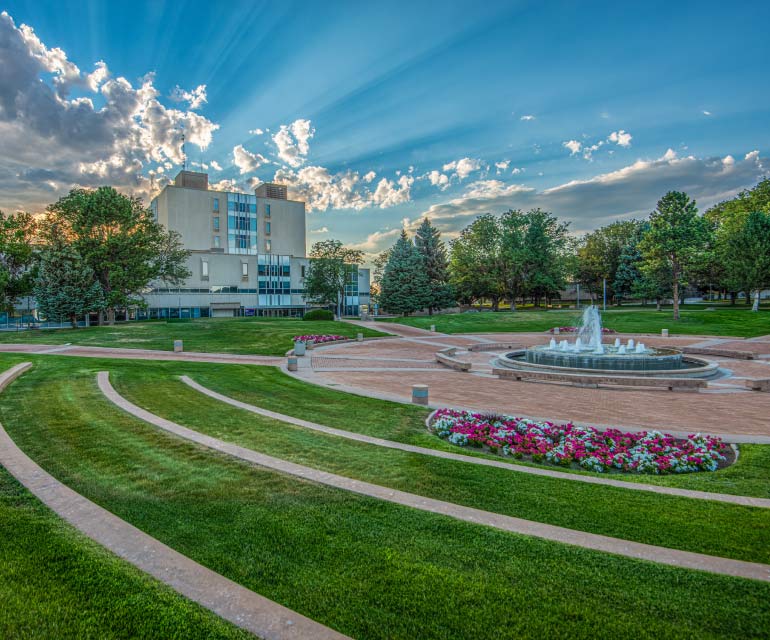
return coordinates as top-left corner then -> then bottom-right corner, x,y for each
449,214 -> 504,309
43,187 -> 190,324
304,240 -> 364,318
638,191 -> 708,320
33,235 -> 104,328
0,211 -> 37,312
723,211 -> 770,311
414,217 -> 454,314
519,209 -> 570,306
576,220 -> 640,304
380,231 -> 432,315
498,210 -> 528,310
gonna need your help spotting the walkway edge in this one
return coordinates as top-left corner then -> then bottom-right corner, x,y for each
0,363 -> 350,640
99,371 -> 770,583
180,376 -> 770,509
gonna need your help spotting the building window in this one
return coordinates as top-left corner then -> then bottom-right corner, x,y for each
213,216 -> 220,231
301,265 -> 306,278
265,204 -> 271,217
265,221 -> 271,235
201,261 -> 209,279
213,235 -> 220,248
212,198 -> 219,212
242,262 -> 249,278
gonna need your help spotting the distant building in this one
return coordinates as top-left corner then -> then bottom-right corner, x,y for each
142,170 -> 370,319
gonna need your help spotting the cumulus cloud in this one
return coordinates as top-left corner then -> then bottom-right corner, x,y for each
169,84 -> 207,110
310,226 -> 329,234
272,118 -> 314,167
495,160 -> 510,174
520,114 -> 536,121
608,130 -> 632,147
415,149 -> 767,238
363,170 -> 377,183
0,11 -> 220,211
563,140 -> 582,155
426,170 -> 450,190
209,160 -> 222,171
442,157 -> 482,180
274,165 -> 413,212
249,127 -> 264,135
232,144 -> 268,174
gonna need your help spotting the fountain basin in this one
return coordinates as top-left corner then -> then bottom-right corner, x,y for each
498,349 -> 719,378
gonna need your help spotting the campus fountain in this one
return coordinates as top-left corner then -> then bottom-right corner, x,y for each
497,305 -> 718,378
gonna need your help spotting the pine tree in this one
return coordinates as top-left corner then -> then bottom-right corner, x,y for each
414,217 -> 454,314
380,231 -> 432,315
34,238 -> 105,328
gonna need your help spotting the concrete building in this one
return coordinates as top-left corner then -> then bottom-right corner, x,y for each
142,170 -> 369,319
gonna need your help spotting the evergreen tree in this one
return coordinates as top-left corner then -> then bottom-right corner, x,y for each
414,217 -> 454,314
638,191 -> 709,320
612,243 -> 643,303
380,231 -> 432,315
34,236 -> 105,327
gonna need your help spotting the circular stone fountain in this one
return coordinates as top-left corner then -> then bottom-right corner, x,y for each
497,306 -> 719,378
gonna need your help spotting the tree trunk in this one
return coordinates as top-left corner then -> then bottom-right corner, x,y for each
428,307 -> 433,316
752,291 -> 760,312
656,298 -> 661,312
106,308 -> 116,325
70,314 -> 78,329
98,310 -> 105,326
745,290 -> 752,305
510,299 -> 516,311
672,263 -> 680,320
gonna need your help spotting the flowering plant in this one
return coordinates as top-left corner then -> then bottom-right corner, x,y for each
548,326 -> 616,334
431,409 -> 728,474
292,334 -> 348,344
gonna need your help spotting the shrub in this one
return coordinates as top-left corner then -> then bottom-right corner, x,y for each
303,309 -> 334,321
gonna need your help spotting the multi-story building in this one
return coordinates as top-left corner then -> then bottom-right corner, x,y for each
142,170 -> 369,319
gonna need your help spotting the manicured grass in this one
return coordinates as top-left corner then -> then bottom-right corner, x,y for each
108,361 -> 770,564
381,306 -> 770,337
0,317 -> 387,355
0,466 -> 250,639
175,357 -> 770,500
1,360 -> 768,638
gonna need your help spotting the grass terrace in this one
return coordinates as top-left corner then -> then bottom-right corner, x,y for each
381,305 -> 770,337
0,317 -> 388,356
0,356 -> 768,638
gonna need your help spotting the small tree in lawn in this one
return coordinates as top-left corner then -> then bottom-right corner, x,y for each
724,211 -> 770,311
304,240 -> 364,318
34,234 -> 105,327
414,217 -> 454,314
380,231 -> 431,315
639,191 -> 708,320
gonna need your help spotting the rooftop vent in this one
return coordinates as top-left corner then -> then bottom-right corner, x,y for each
255,182 -> 288,200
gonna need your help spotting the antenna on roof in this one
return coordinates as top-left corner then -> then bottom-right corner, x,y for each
180,124 -> 187,171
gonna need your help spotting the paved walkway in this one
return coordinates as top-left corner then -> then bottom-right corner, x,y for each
98,371 -> 770,582
0,363 -> 349,640
180,375 -> 770,509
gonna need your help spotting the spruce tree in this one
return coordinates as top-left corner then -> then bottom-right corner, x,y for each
414,218 -> 454,314
380,231 -> 432,315
34,237 -> 105,328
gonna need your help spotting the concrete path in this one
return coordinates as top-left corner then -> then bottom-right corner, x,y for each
180,375 -> 770,509
98,371 -> 770,582
0,363 -> 350,640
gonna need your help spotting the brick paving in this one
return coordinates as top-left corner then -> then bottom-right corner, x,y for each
98,371 -> 770,582
0,363 -> 348,640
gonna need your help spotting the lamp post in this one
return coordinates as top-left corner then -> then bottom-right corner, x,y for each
603,278 -> 607,311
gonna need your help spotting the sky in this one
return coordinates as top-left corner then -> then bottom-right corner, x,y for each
1,0 -> 769,261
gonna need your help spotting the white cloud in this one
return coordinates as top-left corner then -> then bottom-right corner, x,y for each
608,130 -> 632,147
563,140 -> 582,155
511,167 -> 524,175
372,175 -> 414,208
272,118 -> 314,167
362,170 -> 376,183
232,145 -> 268,174
442,157 -> 482,180
426,170 -> 450,190
703,110 -> 712,116
495,160 -> 510,174
169,84 -> 207,110
412,149 -> 766,238
209,160 -> 222,171
310,226 -> 329,234
520,115 -> 536,121
0,12 -> 221,211
249,128 -> 264,135
209,178 -> 241,192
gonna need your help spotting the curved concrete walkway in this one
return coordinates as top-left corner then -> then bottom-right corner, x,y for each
180,375 -> 770,509
98,371 -> 770,582
0,363 -> 349,640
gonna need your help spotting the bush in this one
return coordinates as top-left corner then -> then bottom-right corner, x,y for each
303,309 -> 334,321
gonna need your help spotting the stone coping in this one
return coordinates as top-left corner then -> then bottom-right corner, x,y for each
0,363 -> 348,640
98,371 -> 770,581
179,375 -> 769,509
435,352 -> 472,372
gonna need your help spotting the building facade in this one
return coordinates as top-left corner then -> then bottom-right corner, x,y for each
143,170 -> 369,319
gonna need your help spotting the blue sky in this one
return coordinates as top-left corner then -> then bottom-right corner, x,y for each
1,0 -> 769,258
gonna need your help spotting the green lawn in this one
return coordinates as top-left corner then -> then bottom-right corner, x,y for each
0,467 -> 250,640
381,306 -> 770,337
0,317 -> 387,355
1,357 -> 768,638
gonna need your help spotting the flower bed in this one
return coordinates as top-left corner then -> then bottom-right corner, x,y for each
430,409 -> 729,474
292,334 -> 348,344
548,326 -> 616,334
